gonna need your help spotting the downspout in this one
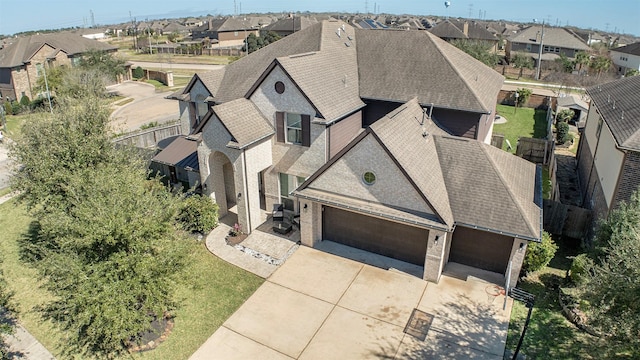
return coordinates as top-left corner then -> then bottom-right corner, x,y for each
242,150 -> 252,232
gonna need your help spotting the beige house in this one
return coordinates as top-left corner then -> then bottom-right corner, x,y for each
0,33 -> 117,101
167,20 -> 541,285
191,17 -> 259,48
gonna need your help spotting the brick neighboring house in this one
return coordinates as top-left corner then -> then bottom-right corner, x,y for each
506,26 -> 591,68
166,21 -> 540,285
577,76 -> 640,230
610,42 -> 640,75
191,17 -> 259,48
0,33 -> 117,101
429,19 -> 499,52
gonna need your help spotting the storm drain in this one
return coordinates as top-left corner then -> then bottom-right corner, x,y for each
404,308 -> 434,341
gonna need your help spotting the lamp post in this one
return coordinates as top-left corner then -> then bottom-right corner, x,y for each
534,19 -> 545,80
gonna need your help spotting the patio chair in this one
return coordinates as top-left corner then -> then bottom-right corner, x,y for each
272,203 -> 284,222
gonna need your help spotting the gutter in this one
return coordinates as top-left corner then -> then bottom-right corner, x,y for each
455,222 -> 541,242
226,131 -> 275,150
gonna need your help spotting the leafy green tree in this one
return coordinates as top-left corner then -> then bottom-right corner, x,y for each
167,31 -> 180,42
133,66 -> 145,79
78,49 -> 126,82
557,109 -> 575,123
589,55 -> 613,79
244,31 -> 282,53
515,87 -> 533,107
575,51 -> 590,72
512,53 -> 534,79
10,93 -> 188,357
555,53 -> 575,73
625,69 -> 639,77
34,65 -> 65,95
556,121 -> 570,144
451,39 -> 499,67
522,231 -> 557,273
578,189 -> 640,348
177,195 -> 219,233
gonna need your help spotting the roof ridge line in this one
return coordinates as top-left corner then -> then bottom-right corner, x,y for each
428,32 -> 490,113
481,145 -> 539,238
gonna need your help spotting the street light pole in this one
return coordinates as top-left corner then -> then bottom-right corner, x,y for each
535,19 -> 545,80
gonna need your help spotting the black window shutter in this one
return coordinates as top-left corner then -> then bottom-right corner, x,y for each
302,114 -> 311,147
275,111 -> 284,143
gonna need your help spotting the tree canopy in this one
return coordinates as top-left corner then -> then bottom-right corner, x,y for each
450,39 -> 499,67
9,84 -> 188,357
578,188 -> 640,349
243,31 -> 282,53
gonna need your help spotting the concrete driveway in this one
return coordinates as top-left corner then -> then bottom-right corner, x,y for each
108,81 -> 180,132
191,246 -> 512,359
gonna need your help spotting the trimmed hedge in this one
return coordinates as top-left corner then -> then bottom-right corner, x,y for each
177,195 -> 219,234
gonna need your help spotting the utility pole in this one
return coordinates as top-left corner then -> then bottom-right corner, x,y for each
535,19 -> 545,80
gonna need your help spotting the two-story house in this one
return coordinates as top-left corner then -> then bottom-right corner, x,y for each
167,21 -> 540,286
191,17 -> 259,48
429,19 -> 499,52
0,33 -> 117,101
577,75 -> 640,229
610,42 -> 640,75
506,26 -> 591,68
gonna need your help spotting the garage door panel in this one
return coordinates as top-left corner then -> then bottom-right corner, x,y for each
449,226 -> 512,274
323,206 -> 428,266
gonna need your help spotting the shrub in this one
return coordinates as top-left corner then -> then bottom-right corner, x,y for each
3,101 -> 13,115
556,121 -> 570,144
177,195 -> 219,234
133,66 -> 144,79
569,253 -> 593,285
516,88 -> 532,107
522,231 -> 558,273
19,95 -> 30,107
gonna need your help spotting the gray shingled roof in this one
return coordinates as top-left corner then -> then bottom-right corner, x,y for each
508,26 -> 590,51
357,29 -> 504,114
212,98 -> 274,149
263,17 -> 317,32
0,33 -> 116,68
429,20 -> 468,39
296,99 -> 541,240
186,20 -> 503,115
611,42 -> 640,56
587,76 -> 640,151
152,136 -> 199,170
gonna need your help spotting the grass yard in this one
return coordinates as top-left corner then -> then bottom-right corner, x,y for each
3,111 -> 48,138
493,104 -> 548,153
506,236 -> 609,359
0,199 -> 264,359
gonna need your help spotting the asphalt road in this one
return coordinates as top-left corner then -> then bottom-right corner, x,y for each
108,81 -> 181,132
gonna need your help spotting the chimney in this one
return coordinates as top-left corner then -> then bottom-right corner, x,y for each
463,21 -> 469,36
209,18 -> 213,30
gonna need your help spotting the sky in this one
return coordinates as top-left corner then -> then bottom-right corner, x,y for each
1,0 -> 639,36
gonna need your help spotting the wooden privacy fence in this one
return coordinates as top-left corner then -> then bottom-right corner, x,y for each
543,199 -> 592,239
113,123 -> 182,149
516,137 -> 555,165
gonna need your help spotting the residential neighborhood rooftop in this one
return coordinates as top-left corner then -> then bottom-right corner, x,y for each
508,26 -> 591,51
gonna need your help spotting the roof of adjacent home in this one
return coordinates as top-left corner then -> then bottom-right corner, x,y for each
611,42 -> 640,56
587,76 -> 640,151
0,33 -> 116,68
296,98 -> 542,240
263,17 -> 318,33
508,26 -> 591,51
182,20 -> 504,117
429,20 -> 497,41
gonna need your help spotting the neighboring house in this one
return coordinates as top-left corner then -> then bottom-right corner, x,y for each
191,17 -> 259,48
556,95 -> 589,128
262,16 -> 317,37
295,98 -> 541,287
0,33 -> 117,101
165,21 -> 524,283
577,76 -> 640,228
506,26 -> 591,67
351,18 -> 389,30
163,21 -> 190,35
610,42 -> 640,75
429,19 -> 498,52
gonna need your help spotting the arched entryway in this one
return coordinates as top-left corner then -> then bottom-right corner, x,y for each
208,151 -> 237,218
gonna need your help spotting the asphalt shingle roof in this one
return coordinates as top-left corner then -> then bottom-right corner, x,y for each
297,99 -> 541,240
212,98 -> 274,149
188,20 -> 504,115
587,76 -> 640,151
0,33 -> 116,68
508,26 -> 590,51
611,42 -> 640,56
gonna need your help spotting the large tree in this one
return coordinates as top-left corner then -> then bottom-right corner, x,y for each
450,39 -> 500,67
512,53 -> 534,79
578,188 -> 640,350
10,90 -> 188,357
0,257 -> 17,359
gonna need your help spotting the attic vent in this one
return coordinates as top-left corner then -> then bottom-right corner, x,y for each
621,110 -> 624,120
344,42 -> 351,47
422,128 -> 429,138
347,35 -> 354,41
607,94 -> 610,103
341,24 -> 346,31
336,28 -> 342,37
613,99 -> 616,109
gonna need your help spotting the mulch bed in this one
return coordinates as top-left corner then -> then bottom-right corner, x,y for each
128,315 -> 174,353
226,234 -> 248,246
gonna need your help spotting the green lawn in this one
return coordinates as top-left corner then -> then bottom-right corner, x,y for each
0,199 -> 263,359
3,111 -> 48,138
493,105 -> 548,153
506,236 -> 608,359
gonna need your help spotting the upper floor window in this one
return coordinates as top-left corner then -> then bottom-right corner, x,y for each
275,111 -> 311,147
36,63 -> 43,77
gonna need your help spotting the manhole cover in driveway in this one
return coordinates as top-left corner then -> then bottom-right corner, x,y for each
404,308 -> 434,341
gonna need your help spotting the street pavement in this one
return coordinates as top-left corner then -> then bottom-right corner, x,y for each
108,81 -> 180,132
